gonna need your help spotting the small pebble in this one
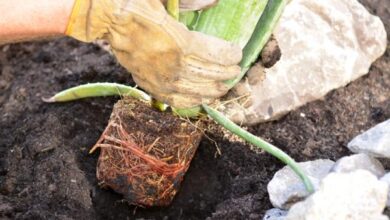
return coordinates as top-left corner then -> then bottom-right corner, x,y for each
263,208 -> 287,220
48,184 -> 57,192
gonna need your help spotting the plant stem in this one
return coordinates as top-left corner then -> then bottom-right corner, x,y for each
151,98 -> 168,111
167,0 -> 180,20
202,104 -> 314,193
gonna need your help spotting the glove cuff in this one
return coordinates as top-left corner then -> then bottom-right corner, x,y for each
65,0 -> 111,42
66,0 -> 89,41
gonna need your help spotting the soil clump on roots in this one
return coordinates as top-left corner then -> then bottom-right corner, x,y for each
93,98 -> 202,206
0,0 -> 389,219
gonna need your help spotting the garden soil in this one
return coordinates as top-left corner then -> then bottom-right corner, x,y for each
0,0 -> 389,219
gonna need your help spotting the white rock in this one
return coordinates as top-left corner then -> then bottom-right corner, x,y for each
223,0 -> 387,125
263,208 -> 287,220
286,170 -> 388,220
348,120 -> 390,158
380,173 -> 390,207
331,153 -> 385,178
267,159 -> 334,209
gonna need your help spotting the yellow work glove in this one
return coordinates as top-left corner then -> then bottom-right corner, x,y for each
66,0 -> 242,108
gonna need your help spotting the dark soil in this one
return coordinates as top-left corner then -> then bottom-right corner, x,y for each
0,0 -> 389,219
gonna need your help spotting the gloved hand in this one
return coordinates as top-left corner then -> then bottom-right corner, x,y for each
66,0 -> 241,108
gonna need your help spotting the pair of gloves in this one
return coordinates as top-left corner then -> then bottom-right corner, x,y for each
66,0 -> 242,108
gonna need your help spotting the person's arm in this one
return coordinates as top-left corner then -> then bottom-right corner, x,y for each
0,0 -> 74,44
0,0 -> 242,108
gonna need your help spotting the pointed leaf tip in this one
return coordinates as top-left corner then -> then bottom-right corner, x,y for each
42,96 -> 56,103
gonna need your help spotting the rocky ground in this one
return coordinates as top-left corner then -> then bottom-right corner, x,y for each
0,0 -> 389,219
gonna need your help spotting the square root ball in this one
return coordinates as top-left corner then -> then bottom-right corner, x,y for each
92,98 -> 203,206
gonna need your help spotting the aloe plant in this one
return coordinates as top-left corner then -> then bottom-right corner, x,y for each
45,0 -> 314,193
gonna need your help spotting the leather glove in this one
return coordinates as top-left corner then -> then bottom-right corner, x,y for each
66,0 -> 242,108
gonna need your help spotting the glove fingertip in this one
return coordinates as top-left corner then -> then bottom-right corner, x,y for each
223,42 -> 243,65
188,31 -> 243,66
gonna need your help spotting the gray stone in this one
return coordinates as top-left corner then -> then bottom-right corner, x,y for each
263,208 -> 287,220
267,159 -> 334,209
222,0 -> 387,125
331,153 -> 385,177
348,120 -> 390,158
380,173 -> 390,207
286,170 -> 388,220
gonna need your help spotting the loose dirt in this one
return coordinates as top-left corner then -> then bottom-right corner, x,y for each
0,0 -> 389,219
